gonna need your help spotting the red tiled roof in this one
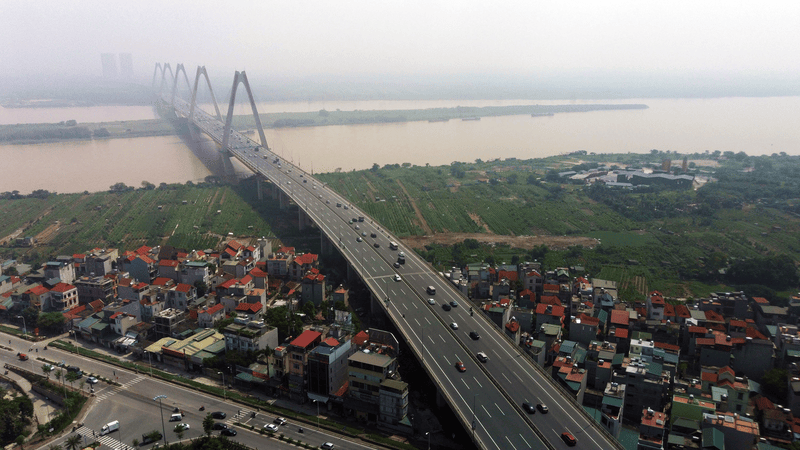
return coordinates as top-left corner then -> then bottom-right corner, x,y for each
188,309 -> 198,320
612,328 -> 629,339
705,310 -> 725,322
688,325 -> 708,334
755,396 -> 775,411
753,297 -> 769,304
540,295 -> 561,306
177,252 -> 188,259
135,245 -> 152,255
323,337 -> 340,347
235,302 -> 262,313
277,246 -> 295,254
575,276 -> 590,284
745,326 -> 768,340
227,240 -> 243,251
675,304 -> 691,318
27,285 -> 49,296
159,259 -> 179,267
218,279 -> 236,289
152,277 -> 172,286
50,282 -> 76,293
73,253 -> 85,259
294,253 -> 319,265
649,291 -> 665,305
526,271 -> 541,278
654,341 -> 680,352
249,268 -> 267,278
543,283 -> 559,292
729,319 -> 747,329
137,254 -> 155,264
224,248 -> 237,257
110,312 -> 123,320
696,337 -> 715,346
203,304 -> 225,315
289,330 -> 322,349
240,275 -> 252,285
498,270 -> 518,282
174,283 -> 193,293
535,303 -> 565,317
89,299 -> 104,311
664,304 -> 675,318
610,310 -> 629,326
701,372 -> 718,382
577,314 -> 600,326
354,331 -> 369,346
505,321 -> 520,333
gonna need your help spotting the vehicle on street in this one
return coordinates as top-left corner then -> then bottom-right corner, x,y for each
221,428 -> 237,436
17,353 -> 27,361
274,417 -> 287,426
393,274 -> 401,281
455,361 -> 466,372
100,420 -> 119,435
522,402 -> 535,414
264,424 -> 279,432
177,423 -> 190,430
356,237 -> 363,242
212,423 -> 227,430
450,322 -> 458,330
389,241 -> 398,250
361,231 -> 367,236
211,411 -> 226,419
442,303 -> 451,311
477,352 -> 489,362
394,262 -> 400,268
374,243 -> 380,248
449,300 -> 459,308
370,232 -> 377,238
561,432 -> 577,446
170,413 -> 183,422
87,376 -> 99,384
469,331 -> 480,340
537,403 -> 549,413
321,443 -> 335,450
427,298 -> 435,305
427,286 -> 436,295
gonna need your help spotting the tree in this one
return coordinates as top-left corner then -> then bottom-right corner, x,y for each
65,371 -> 79,390
194,280 -> 208,298
762,368 -> 788,401
65,435 -> 81,450
41,364 -> 53,379
38,312 -> 66,334
370,163 -> 379,172
203,413 -> 215,438
174,423 -> 186,443
507,174 -> 518,184
47,444 -> 62,450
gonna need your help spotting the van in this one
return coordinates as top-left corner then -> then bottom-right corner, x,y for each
389,241 -> 398,250
426,286 -> 436,295
169,413 -> 183,422
100,420 -> 119,435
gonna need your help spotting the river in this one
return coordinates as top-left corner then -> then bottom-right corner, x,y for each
1,97 -> 799,194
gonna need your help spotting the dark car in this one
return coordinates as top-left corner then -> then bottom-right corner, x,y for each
370,232 -> 377,238
212,423 -> 228,430
522,402 -> 536,414
449,300 -> 459,308
221,428 -> 237,436
373,243 -> 380,248
211,411 -> 226,419
561,432 -> 577,446
469,331 -> 480,340
442,303 -> 452,311
537,403 -> 549,413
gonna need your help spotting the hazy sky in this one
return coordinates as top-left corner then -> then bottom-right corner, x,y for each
3,0 -> 800,81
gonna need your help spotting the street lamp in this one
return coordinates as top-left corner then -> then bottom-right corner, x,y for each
217,372 -> 226,400
313,400 -> 320,429
425,431 -> 430,450
154,395 -> 168,446
16,315 -> 26,338
472,394 -> 479,441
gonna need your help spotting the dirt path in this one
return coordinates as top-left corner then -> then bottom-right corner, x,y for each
396,179 -> 433,235
403,232 -> 598,250
33,220 -> 62,245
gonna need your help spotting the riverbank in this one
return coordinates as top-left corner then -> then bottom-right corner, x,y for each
0,102 -> 647,144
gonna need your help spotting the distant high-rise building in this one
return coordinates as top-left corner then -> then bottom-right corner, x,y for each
101,53 -> 118,79
119,53 -> 134,79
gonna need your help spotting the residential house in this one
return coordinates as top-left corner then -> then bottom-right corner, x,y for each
121,253 -> 157,283
167,283 -> 196,310
600,382 -> 625,439
286,330 -> 324,402
701,411 -> 759,450
646,291 -> 665,321
223,319 -> 278,352
158,259 -> 181,281
638,408 -> 668,450
267,248 -> 293,278
290,253 -> 319,281
43,261 -> 76,284
307,337 -> 357,402
180,261 -> 211,287
153,308 -> 187,338
74,274 -> 116,304
301,272 -> 326,305
572,314 -> 601,346
44,282 -> 79,311
197,303 -> 226,328
534,303 -> 565,329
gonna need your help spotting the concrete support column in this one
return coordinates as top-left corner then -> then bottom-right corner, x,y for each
279,191 -> 288,209
298,209 -> 311,231
271,184 -> 279,200
257,178 -> 263,200
435,386 -> 446,408
320,234 -> 334,256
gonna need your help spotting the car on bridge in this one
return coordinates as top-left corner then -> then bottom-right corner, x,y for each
477,352 -> 489,363
522,402 -> 535,414
449,300 -> 459,308
561,432 -> 577,446
427,298 -> 435,305
442,303 -> 451,311
537,403 -> 549,413
450,322 -> 458,330
393,274 -> 401,281
455,361 -> 466,372
469,331 -> 480,340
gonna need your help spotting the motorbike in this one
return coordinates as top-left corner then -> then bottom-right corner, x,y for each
298,427 -> 304,433
199,406 -> 205,411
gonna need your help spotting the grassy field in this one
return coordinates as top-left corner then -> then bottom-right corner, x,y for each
0,181 -> 278,263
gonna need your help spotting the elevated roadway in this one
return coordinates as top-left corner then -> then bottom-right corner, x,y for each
158,73 -> 622,450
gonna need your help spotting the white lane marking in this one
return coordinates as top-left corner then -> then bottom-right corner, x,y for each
519,434 -> 531,448
414,319 -> 421,327
481,404 -> 493,419
461,378 -> 470,389
504,435 -> 518,450
425,317 -> 431,325
502,373 -> 512,384
473,377 -> 482,388
495,403 -> 505,415
439,335 -> 446,343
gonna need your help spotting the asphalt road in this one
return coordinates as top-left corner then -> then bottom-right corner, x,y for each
171,96 -> 621,450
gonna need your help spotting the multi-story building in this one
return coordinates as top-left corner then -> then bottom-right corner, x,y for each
197,303 -> 225,328
180,261 -> 210,287
44,282 -> 79,311
222,319 -> 278,352
74,275 -> 116,304
153,308 -> 186,338
600,382 -> 625,439
637,408 -> 667,450
614,358 -> 669,421
267,248 -> 293,278
346,350 -> 408,427
286,330 -> 323,402
307,336 -> 356,402
43,260 -> 76,284
301,272 -> 326,305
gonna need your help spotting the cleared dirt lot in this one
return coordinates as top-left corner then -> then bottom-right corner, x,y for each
402,232 -> 598,250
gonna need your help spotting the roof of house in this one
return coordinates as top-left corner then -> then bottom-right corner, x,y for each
202,304 -> 225,315
294,253 -> 319,265
249,268 -> 267,278
27,285 -> 49,296
540,295 -> 561,306
505,321 -> 520,333
497,270 -> 518,281
235,302 -> 262,313
535,303 -> 565,317
610,309 -> 629,326
152,277 -> 172,286
649,291 -> 665,305
50,282 -> 76,293
159,259 -> 179,267
289,330 -> 322,349
577,314 -> 600,326
174,283 -> 193,293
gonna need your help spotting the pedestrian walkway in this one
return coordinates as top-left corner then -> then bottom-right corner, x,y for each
226,407 -> 257,425
75,425 -> 129,450
94,376 -> 144,402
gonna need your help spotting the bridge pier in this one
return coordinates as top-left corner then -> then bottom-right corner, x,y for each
320,234 -> 334,256
298,209 -> 313,230
278,191 -> 289,209
257,178 -> 263,200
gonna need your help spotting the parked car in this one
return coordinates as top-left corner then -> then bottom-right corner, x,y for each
87,376 -> 99,384
212,423 -> 227,430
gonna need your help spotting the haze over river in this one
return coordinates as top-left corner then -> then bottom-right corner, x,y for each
1,97 -> 799,194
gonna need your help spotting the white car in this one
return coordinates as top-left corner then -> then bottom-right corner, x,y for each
477,352 -> 489,362
86,376 -> 99,384
427,298 -> 435,305
450,322 -> 459,330
264,423 -> 279,432
177,423 -> 190,430
321,443 -> 335,450
393,274 -> 401,282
